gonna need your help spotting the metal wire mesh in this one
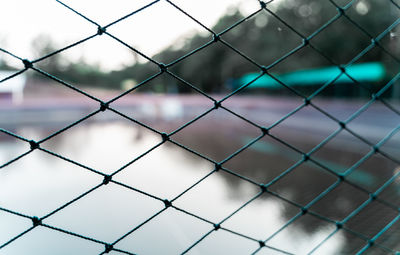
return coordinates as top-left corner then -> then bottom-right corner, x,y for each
1,0 -> 400,254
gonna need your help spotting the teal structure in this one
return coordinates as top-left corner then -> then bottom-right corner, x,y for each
239,62 -> 386,89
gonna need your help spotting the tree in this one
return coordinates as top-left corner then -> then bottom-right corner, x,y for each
121,0 -> 398,93
19,1 -> 400,93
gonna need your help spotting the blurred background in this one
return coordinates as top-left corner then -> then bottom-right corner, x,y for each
1,0 -> 400,254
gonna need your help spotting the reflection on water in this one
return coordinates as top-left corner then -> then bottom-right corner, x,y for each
1,121 -> 399,254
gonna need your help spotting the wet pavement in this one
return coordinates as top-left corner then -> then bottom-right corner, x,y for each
1,95 -> 400,254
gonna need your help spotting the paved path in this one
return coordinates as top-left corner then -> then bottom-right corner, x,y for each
1,94 -> 399,154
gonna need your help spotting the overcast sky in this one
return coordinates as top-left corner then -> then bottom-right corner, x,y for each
0,0 -> 265,71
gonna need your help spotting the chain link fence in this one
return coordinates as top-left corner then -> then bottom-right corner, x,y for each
1,0 -> 400,254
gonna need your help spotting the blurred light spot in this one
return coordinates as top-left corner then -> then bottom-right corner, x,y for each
254,15 -> 268,28
355,1 -> 369,15
121,79 -> 137,90
161,98 -> 184,121
298,4 -> 312,17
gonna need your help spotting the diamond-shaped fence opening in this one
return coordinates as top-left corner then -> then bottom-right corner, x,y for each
1,0 -> 400,254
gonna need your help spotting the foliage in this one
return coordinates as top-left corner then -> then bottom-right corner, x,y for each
26,0 -> 400,94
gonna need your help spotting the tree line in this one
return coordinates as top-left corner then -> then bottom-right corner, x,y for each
2,0 -> 398,95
